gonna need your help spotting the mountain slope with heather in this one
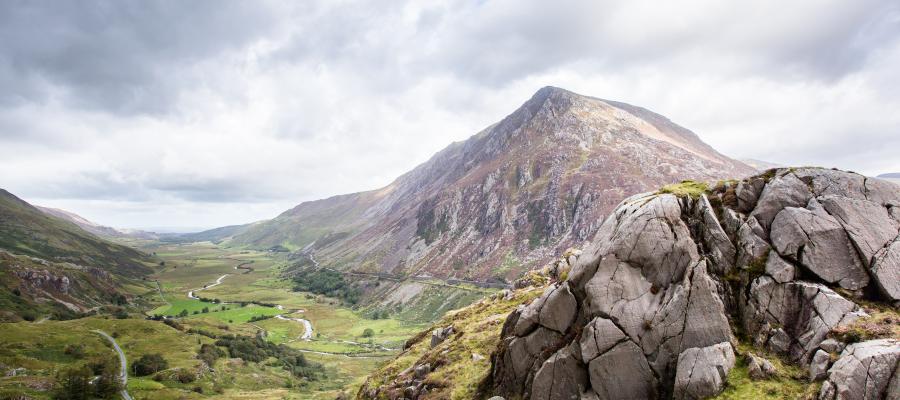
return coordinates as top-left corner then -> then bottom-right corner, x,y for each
230,87 -> 754,281
0,189 -> 154,278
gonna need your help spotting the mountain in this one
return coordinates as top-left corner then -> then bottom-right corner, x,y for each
0,189 -> 154,278
359,167 -> 900,400
37,205 -> 159,240
741,158 -> 783,171
161,222 -> 255,244
878,172 -> 900,186
230,87 -> 755,281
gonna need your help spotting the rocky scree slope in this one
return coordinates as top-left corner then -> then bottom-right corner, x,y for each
486,167 -> 900,400
230,87 -> 753,281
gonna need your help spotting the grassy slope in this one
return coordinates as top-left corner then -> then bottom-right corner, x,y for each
0,189 -> 153,278
359,285 -> 546,400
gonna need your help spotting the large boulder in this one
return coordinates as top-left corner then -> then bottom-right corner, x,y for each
530,347 -> 589,400
819,339 -> 900,400
587,340 -> 658,400
770,200 -> 869,290
673,342 -> 735,400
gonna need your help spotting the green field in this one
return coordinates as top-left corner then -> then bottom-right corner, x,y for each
0,240 -> 484,398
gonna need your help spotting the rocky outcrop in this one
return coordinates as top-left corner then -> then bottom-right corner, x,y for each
819,339 -> 900,400
490,168 -> 900,400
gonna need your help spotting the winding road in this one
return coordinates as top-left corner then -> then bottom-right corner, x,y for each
93,330 -> 133,400
186,274 -> 314,341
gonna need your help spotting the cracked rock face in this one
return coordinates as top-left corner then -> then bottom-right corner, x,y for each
673,342 -> 735,400
819,339 -> 900,400
490,168 -> 900,400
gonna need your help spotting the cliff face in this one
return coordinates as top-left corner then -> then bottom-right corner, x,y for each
232,87 -> 754,281
357,167 -> 900,400
489,167 -> 899,400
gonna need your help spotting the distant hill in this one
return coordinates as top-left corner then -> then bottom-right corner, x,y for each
37,205 -> 160,240
227,87 -> 755,281
740,158 -> 783,171
161,223 -> 254,244
877,172 -> 900,185
0,189 -> 154,278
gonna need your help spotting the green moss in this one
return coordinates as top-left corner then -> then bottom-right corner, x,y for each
657,180 -> 710,199
715,342 -> 820,399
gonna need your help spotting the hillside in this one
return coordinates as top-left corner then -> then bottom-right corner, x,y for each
0,189 -> 154,278
229,87 -> 755,281
359,167 -> 900,400
37,206 -> 159,240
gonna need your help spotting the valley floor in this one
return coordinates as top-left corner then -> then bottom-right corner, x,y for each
1,241 -> 467,399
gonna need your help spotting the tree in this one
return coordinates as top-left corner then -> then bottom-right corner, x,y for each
94,358 -> 123,399
53,365 -> 92,400
361,328 -> 375,338
133,353 -> 168,376
178,309 -> 189,318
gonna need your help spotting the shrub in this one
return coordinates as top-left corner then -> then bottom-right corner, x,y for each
133,353 -> 168,376
64,344 -> 85,359
174,368 -> 196,383
197,343 -> 225,366
362,328 -> 375,338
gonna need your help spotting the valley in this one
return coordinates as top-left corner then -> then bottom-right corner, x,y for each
0,238 -> 463,399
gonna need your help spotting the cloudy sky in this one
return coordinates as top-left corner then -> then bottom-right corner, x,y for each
1,0 -> 899,231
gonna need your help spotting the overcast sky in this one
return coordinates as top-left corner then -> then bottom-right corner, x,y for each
1,0 -> 899,231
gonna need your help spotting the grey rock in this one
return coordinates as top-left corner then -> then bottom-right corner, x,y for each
809,349 -> 831,381
770,202 -> 869,290
580,391 -> 600,400
819,339 -> 900,400
746,277 -> 862,362
698,194 -> 737,274
820,339 -> 846,354
539,283 -> 577,333
768,328 -> 791,354
819,195 -> 898,265
747,353 -> 777,380
864,177 -> 900,207
579,317 -> 627,362
498,326 -> 564,394
414,363 -> 430,379
792,168 -> 867,199
513,292 -> 547,336
595,194 -> 700,287
587,341 -> 657,400
736,217 -> 771,268
751,172 -> 812,231
673,342 -> 735,400
487,397 -> 505,400
531,347 -> 589,400
765,250 -> 796,283
871,238 -> 900,303
736,177 -> 766,213
430,326 -> 454,348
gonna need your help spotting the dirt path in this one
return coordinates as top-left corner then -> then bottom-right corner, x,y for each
93,330 -> 133,400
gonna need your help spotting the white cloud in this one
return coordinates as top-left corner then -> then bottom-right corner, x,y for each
1,0 -> 898,230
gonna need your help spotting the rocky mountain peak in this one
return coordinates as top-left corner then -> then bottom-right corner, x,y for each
231,87 -> 755,282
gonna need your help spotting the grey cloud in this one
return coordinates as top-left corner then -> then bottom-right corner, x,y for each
0,0 -> 281,115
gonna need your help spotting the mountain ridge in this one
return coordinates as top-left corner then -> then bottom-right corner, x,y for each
228,87 -> 755,281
